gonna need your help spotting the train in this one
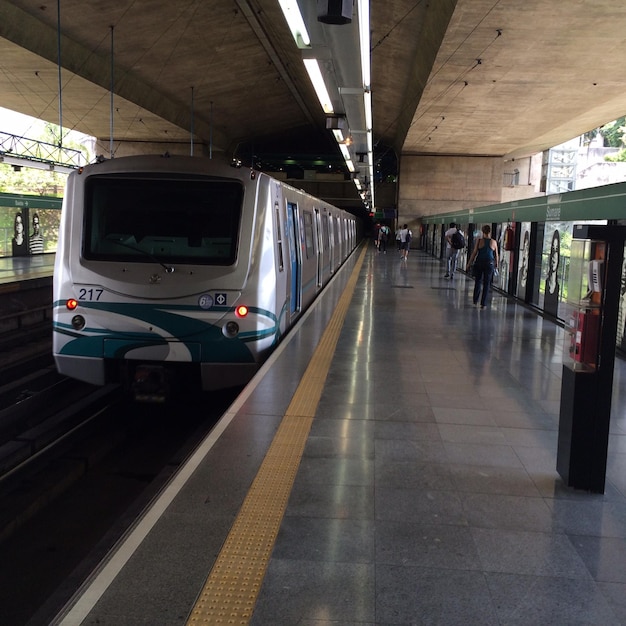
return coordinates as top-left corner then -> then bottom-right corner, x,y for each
52,154 -> 361,400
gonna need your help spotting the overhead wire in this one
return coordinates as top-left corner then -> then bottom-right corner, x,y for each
1,0 -> 207,154
375,0 -> 505,147
371,0 -> 425,54
408,22 -> 504,145
109,0 -> 204,154
0,3 -> 135,146
368,0 -> 505,203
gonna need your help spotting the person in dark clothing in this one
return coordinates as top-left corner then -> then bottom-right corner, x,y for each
467,224 -> 499,308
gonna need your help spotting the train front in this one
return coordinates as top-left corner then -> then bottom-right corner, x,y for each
53,155 -> 276,401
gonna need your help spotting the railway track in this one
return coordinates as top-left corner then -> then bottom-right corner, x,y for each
0,374 -> 236,625
0,298 -> 127,540
0,297 -> 239,624
0,368 -> 124,541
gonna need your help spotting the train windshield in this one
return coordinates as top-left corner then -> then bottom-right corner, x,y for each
83,175 -> 243,266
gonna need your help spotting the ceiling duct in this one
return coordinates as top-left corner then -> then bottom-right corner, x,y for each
317,0 -> 352,25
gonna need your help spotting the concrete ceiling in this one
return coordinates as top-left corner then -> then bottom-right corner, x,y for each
1,0 -> 626,213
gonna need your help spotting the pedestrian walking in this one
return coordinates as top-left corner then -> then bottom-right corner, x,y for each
399,224 -> 412,260
378,224 -> 390,253
444,222 -> 463,279
466,224 -> 498,308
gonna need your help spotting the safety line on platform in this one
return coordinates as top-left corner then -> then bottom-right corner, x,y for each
186,246 -> 366,625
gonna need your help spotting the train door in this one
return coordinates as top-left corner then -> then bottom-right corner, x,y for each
286,201 -> 302,314
334,216 -> 341,269
328,214 -> 335,273
337,217 -> 344,261
314,208 -> 323,288
322,213 -> 330,281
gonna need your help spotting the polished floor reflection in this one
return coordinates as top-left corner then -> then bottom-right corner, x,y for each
251,246 -> 626,625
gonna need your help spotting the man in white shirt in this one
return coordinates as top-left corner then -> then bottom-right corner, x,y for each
444,222 -> 460,279
378,224 -> 390,253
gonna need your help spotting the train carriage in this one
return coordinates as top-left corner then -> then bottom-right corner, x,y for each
53,154 -> 359,399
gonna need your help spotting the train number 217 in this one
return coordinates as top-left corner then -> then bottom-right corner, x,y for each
78,288 -> 103,301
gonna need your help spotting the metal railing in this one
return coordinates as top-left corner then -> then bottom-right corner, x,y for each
0,131 -> 83,172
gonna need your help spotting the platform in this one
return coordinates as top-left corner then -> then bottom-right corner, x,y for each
52,244 -> 626,625
0,253 -> 54,288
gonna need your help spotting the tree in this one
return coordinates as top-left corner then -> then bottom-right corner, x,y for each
600,116 -> 626,148
0,122 -> 91,196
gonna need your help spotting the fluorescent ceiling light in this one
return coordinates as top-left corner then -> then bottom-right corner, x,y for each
345,159 -> 355,172
332,129 -> 345,143
278,0 -> 311,48
339,143 -> 351,161
357,0 -> 371,87
364,91 -> 372,132
358,0 -> 373,211
304,58 -> 334,113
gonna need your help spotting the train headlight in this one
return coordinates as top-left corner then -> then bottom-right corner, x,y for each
71,315 -> 86,330
66,298 -> 78,310
235,305 -> 249,318
224,321 -> 240,337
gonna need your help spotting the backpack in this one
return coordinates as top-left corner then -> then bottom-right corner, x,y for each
450,229 -> 465,249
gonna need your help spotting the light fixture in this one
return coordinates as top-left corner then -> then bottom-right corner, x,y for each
364,91 -> 372,133
318,0 -> 352,25
326,116 -> 345,129
278,0 -> 311,48
357,0 -> 371,88
326,115 -> 347,142
1,153 -> 76,174
357,0 -> 374,211
303,58 -> 334,114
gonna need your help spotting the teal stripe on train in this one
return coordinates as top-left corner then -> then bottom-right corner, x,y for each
53,300 -> 281,363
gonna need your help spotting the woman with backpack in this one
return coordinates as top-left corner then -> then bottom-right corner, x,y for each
444,222 -> 465,279
399,224 -> 411,260
466,224 -> 499,308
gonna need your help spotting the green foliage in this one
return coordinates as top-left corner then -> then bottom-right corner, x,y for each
605,149 -> 626,162
0,163 -> 67,196
0,121 -> 90,196
600,116 -> 626,148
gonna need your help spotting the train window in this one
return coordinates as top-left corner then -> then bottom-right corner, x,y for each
83,176 -> 242,265
322,214 -> 329,250
274,201 -> 284,272
303,211 -> 315,259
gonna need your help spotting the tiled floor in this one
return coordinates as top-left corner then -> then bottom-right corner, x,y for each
251,246 -> 626,625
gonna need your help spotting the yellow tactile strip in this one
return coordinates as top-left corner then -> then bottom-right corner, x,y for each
187,247 -> 366,625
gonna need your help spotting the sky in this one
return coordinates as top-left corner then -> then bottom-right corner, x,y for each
0,106 -> 95,167
0,106 -> 93,144
1,106 -> 52,137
